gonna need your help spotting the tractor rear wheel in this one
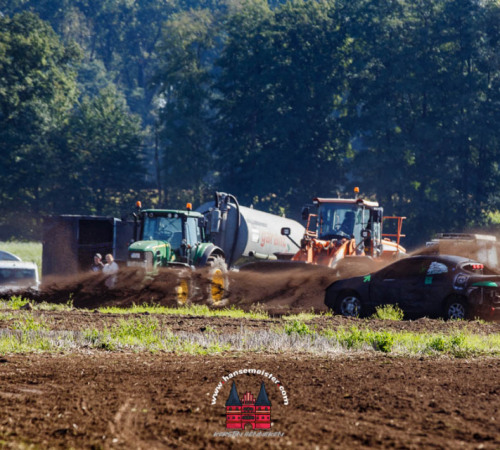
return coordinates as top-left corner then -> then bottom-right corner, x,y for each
206,256 -> 229,306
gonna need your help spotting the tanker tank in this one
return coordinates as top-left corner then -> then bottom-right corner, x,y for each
197,192 -> 305,268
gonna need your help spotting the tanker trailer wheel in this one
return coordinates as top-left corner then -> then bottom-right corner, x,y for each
335,291 -> 363,317
206,256 -> 229,306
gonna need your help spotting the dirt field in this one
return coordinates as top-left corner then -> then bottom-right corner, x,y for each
0,267 -> 499,448
0,350 -> 498,449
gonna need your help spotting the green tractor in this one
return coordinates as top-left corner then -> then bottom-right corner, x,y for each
127,202 -> 228,304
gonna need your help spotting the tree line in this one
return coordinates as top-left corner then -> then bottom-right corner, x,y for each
1,0 -> 499,247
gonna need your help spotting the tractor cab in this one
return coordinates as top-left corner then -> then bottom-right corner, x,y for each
128,206 -> 207,270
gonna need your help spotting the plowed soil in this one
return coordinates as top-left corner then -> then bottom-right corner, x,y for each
0,352 -> 499,449
0,266 -> 499,448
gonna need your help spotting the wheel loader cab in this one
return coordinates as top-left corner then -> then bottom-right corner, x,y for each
316,201 -> 369,243
290,194 -> 404,267
311,198 -> 384,255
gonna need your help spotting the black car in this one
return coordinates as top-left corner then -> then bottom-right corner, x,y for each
325,255 -> 500,320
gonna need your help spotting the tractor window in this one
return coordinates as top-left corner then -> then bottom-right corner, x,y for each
143,215 -> 183,246
185,217 -> 201,246
361,209 -> 370,227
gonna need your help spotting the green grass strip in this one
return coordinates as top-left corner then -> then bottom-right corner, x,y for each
98,303 -> 270,320
319,325 -> 500,357
0,296 -> 74,311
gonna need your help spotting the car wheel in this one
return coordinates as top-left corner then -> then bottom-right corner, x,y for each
445,297 -> 468,320
335,292 -> 363,317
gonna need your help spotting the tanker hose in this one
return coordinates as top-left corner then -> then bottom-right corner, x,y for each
227,194 -> 241,267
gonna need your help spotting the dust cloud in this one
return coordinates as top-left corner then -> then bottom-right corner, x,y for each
1,262 -> 375,314
7,235 -> 499,313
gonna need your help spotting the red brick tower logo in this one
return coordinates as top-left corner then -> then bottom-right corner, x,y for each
225,381 -> 271,429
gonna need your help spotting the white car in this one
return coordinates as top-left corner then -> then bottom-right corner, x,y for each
0,250 -> 22,261
0,261 -> 40,292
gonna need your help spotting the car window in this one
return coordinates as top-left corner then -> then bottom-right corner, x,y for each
0,268 -> 36,285
379,259 -> 430,279
426,262 -> 448,276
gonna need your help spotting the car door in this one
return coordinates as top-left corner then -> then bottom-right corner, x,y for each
369,258 -> 430,315
421,260 -> 453,317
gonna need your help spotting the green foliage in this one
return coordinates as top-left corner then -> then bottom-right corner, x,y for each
109,317 -> 161,346
0,296 -> 30,310
2,0 -> 500,244
425,332 -> 473,357
370,331 -> 395,353
64,87 -> 145,215
98,303 -> 270,320
335,326 -> 366,349
346,0 -> 500,241
153,8 -> 218,200
371,304 -> 405,321
0,12 -> 80,238
323,326 -> 500,357
283,320 -> 313,336
0,307 -> 499,356
283,310 -> 333,322
214,0 -> 352,209
83,328 -> 116,351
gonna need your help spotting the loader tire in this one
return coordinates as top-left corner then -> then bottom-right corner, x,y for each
206,256 -> 229,306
